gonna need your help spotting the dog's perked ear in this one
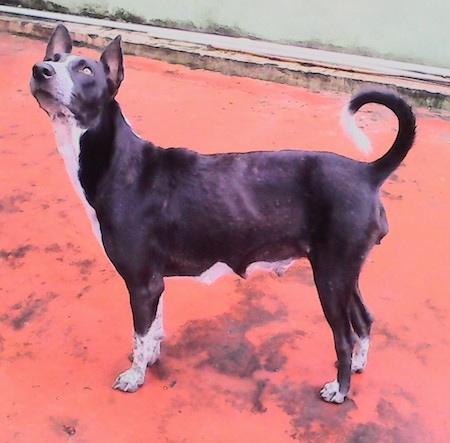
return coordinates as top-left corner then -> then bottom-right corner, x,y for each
100,36 -> 124,96
44,24 -> 73,61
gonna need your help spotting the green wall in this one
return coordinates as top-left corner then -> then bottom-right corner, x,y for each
6,0 -> 450,67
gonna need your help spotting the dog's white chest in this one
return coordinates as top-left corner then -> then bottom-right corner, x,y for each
52,118 -> 102,244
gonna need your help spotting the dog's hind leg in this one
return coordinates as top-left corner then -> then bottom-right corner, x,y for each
310,252 -> 363,403
349,283 -> 374,373
113,276 -> 165,393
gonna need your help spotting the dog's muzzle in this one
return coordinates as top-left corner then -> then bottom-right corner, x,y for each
32,62 -> 56,82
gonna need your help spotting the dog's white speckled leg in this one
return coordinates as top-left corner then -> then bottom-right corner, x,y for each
320,380 -> 346,404
352,337 -> 370,373
113,295 -> 164,392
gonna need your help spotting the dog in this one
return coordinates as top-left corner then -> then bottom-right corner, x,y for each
30,24 -> 416,403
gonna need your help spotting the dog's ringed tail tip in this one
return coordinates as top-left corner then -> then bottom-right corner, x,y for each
340,104 -> 372,154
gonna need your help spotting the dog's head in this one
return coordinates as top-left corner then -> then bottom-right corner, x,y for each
30,25 -> 124,128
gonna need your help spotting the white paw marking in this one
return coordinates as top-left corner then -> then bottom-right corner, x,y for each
113,366 -> 145,392
320,380 -> 346,404
113,295 -> 165,392
352,337 -> 370,373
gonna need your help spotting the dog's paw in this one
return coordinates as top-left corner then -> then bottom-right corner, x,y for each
320,380 -> 346,404
351,337 -> 369,373
351,355 -> 367,373
113,367 -> 145,393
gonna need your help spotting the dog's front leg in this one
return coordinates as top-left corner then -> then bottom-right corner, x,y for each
113,278 -> 165,392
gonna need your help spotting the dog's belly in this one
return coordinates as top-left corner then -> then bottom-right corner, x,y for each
161,220 -> 311,282
164,238 -> 309,284
195,259 -> 296,284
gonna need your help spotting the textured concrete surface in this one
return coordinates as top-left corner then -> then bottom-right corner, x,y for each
1,32 -> 449,442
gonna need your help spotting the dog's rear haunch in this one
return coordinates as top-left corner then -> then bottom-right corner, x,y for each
30,25 -> 416,403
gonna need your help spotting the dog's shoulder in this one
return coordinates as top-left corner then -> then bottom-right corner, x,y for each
156,145 -> 200,168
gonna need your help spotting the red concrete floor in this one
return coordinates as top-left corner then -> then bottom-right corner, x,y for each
1,31 -> 449,442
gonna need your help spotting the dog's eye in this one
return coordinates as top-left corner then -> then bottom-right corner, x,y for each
79,66 -> 93,76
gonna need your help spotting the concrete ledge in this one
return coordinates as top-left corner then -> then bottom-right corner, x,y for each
1,9 -> 449,110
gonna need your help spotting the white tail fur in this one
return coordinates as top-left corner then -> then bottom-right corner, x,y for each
340,104 -> 372,154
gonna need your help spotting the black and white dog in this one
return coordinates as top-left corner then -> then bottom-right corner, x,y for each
30,25 -> 415,403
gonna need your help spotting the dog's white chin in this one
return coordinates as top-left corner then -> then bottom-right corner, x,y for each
33,96 -> 70,121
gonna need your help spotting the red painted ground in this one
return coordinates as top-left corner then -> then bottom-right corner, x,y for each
1,32 -> 449,442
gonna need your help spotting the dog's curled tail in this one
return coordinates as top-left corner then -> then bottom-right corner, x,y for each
342,89 -> 416,185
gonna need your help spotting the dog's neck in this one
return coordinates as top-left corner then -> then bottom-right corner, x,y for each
50,110 -> 112,244
52,114 -> 86,187
77,100 -> 147,205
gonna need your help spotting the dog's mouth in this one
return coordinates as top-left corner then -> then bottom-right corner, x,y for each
31,82 -> 96,128
31,87 -> 54,103
31,86 -> 75,120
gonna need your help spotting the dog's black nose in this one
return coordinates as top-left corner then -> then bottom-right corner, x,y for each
32,62 -> 56,81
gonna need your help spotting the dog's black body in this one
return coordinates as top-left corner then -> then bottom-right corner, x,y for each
31,25 -> 416,403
